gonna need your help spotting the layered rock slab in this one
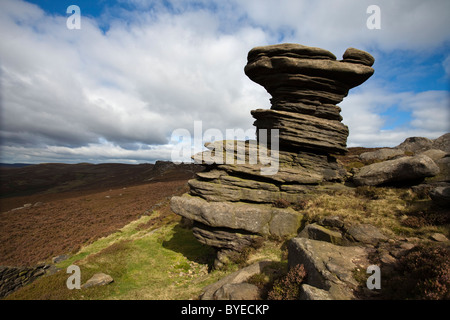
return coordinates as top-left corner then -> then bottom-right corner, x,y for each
171,195 -> 302,238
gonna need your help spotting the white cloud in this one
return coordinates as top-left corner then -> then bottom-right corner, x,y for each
341,86 -> 449,147
0,0 -> 449,163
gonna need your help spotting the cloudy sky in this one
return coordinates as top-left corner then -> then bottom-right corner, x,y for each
0,0 -> 449,164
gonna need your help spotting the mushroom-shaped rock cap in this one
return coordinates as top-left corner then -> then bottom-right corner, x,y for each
247,43 -> 337,63
244,43 -> 375,103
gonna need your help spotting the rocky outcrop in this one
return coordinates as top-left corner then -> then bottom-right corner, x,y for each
353,154 -> 440,186
351,133 -> 448,187
396,133 -> 450,154
397,137 -> 434,153
245,44 -> 374,156
171,43 -> 375,266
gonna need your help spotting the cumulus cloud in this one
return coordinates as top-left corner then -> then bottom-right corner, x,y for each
341,85 -> 450,147
0,0 -> 449,163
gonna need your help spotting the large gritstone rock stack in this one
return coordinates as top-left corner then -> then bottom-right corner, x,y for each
171,44 -> 375,268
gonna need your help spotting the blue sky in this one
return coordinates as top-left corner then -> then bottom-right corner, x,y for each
1,0 -> 449,164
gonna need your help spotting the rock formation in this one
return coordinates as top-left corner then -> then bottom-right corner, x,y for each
353,154 -> 440,186
171,43 -> 375,268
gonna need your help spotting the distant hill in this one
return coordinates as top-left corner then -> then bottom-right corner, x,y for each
0,163 -> 33,168
0,161 -> 203,198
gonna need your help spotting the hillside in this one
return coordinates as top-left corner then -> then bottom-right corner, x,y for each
1,144 -> 449,301
0,161 -> 204,266
0,161 -> 201,212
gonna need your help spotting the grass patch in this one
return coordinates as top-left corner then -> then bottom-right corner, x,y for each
5,214 -> 231,300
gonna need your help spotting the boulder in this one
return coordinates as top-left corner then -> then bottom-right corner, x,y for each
434,156 -> 450,182
298,223 -> 343,245
319,216 -> 344,229
51,254 -> 70,264
353,154 -> 440,186
396,136 -> 433,153
346,224 -> 388,245
81,273 -> 113,289
288,237 -> 369,300
359,148 -> 404,162
420,149 -> 447,161
200,261 -> 271,300
213,283 -> 262,300
429,233 -> 449,242
299,284 -> 333,300
429,185 -> 450,207
432,133 -> 450,153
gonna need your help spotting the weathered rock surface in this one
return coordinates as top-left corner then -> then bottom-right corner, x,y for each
432,133 -> 450,153
359,148 -> 404,162
81,273 -> 113,289
346,224 -> 388,245
299,283 -> 333,300
200,261 -> 271,300
288,237 -> 369,300
395,133 -> 450,155
429,185 -> 450,207
420,149 -> 447,161
298,223 -> 343,245
353,154 -> 440,186
342,47 -> 375,67
171,195 -> 302,238
213,283 -> 262,300
434,156 -> 450,182
397,137 -> 434,153
252,108 -> 349,154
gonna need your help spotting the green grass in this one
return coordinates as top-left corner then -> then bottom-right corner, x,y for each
5,213 -> 232,300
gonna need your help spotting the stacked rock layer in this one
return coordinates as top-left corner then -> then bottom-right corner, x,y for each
171,44 -> 374,268
246,44 -> 374,155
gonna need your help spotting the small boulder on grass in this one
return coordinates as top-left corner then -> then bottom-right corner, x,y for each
81,273 -> 114,289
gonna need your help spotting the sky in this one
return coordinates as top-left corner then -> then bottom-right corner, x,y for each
0,0 -> 449,164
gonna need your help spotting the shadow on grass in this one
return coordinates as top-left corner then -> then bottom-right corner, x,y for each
162,223 -> 216,267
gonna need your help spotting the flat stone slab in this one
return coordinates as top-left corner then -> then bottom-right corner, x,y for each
170,195 -> 303,238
